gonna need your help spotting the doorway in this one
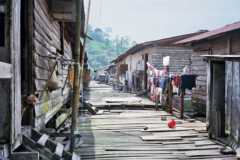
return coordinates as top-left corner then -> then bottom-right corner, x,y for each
210,62 -> 226,138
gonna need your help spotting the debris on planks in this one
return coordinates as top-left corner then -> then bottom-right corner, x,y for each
86,105 -> 98,115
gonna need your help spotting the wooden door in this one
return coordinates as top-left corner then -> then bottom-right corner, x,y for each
210,62 -> 225,138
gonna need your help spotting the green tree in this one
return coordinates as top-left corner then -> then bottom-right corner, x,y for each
86,26 -> 136,70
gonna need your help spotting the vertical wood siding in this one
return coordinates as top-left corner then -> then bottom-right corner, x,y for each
226,61 -> 240,144
10,0 -> 22,149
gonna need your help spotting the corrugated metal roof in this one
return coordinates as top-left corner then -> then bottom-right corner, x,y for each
176,21 -> 240,44
111,31 -> 206,63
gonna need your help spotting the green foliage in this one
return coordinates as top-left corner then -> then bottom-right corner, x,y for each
86,26 -> 136,70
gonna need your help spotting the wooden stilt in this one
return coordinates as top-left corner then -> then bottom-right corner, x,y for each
70,0 -> 82,153
168,81 -> 173,114
180,89 -> 185,119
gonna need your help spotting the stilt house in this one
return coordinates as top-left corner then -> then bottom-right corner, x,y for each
0,0 -> 86,158
112,32 -> 205,92
176,21 -> 240,149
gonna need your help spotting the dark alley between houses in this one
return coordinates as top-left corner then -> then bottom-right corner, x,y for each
0,0 -> 240,160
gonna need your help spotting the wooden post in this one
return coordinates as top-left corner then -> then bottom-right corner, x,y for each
79,0 -> 91,115
70,0 -> 82,153
180,90 -> 184,119
168,81 -> 173,114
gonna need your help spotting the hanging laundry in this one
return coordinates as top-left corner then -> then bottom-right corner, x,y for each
153,77 -> 160,87
147,62 -> 155,70
180,74 -> 197,90
159,77 -> 169,92
172,75 -> 181,87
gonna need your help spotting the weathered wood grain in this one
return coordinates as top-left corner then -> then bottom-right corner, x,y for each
30,0 -> 75,129
9,0 -> 22,150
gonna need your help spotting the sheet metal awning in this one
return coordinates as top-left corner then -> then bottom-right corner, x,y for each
202,55 -> 240,61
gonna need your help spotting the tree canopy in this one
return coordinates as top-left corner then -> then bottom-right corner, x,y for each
86,26 -> 136,70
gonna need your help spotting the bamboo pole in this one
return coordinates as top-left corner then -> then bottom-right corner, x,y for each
70,0 -> 82,152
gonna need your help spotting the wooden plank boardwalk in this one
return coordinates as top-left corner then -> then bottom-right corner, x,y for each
76,81 -> 236,160
84,81 -> 155,108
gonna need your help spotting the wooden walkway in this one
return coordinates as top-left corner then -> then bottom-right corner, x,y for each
76,81 -> 236,160
84,82 -> 155,108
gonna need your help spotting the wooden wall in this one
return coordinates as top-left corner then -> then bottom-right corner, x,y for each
208,31 -> 240,55
148,46 -> 192,74
128,51 -> 145,89
225,61 -> 240,145
229,31 -> 240,55
117,46 -> 193,91
192,30 -> 240,115
116,60 -> 127,85
31,0 -> 73,129
191,51 -> 208,114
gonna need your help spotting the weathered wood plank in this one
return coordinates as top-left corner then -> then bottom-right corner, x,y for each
0,62 -> 12,79
10,0 -> 22,150
55,143 -> 64,157
10,152 -> 39,160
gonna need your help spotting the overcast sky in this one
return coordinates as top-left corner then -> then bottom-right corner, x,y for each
88,0 -> 240,43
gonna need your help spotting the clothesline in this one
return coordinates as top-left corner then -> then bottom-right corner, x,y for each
146,62 -> 197,118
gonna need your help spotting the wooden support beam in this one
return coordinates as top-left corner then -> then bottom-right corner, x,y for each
10,152 -> 39,160
168,81 -> 173,114
22,136 -> 54,160
30,129 -> 79,160
37,134 -> 49,146
47,132 -> 81,138
70,0 -> 82,152
180,90 -> 185,119
54,143 -> 64,157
